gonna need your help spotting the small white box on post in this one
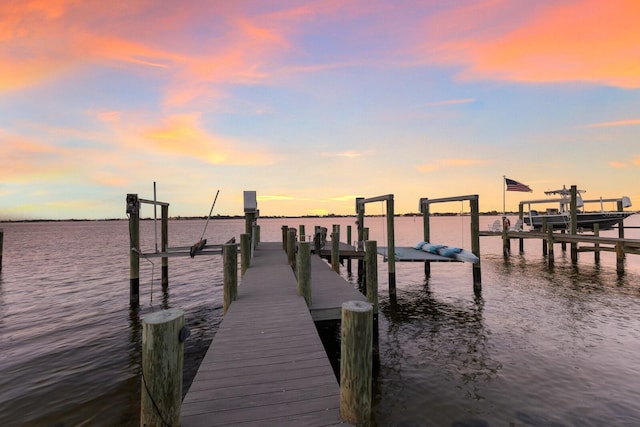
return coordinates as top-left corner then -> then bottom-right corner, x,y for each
243,190 -> 257,213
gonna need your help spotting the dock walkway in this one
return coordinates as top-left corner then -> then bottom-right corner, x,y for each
181,242 -> 360,426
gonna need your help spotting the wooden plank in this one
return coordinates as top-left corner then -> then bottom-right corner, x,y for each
181,242 -> 352,427
309,255 -> 367,321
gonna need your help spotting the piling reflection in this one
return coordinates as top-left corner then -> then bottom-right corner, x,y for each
378,279 -> 501,404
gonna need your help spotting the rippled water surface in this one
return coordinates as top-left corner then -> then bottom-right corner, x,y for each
1,215 -> 639,426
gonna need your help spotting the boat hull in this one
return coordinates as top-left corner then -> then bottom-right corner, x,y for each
524,212 -> 635,231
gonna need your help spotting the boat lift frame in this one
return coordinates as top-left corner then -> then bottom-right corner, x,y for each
419,195 -> 481,291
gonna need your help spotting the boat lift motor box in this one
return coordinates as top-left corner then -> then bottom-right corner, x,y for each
244,191 -> 257,213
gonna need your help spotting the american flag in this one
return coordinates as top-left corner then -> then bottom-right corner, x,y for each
505,177 -> 532,192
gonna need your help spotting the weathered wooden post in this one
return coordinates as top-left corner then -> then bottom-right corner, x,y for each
297,241 -> 312,307
346,225 -> 352,274
356,198 -> 365,282
570,185 -> 578,263
141,308 -> 185,427
547,223 -> 554,264
340,300 -> 373,426
223,240 -> 237,315
593,224 -> 600,263
470,196 -> 481,289
420,198 -> 431,277
287,228 -> 297,267
314,226 -> 322,254
240,233 -> 251,276
254,224 -> 260,246
518,204 -> 525,253
161,205 -> 169,289
331,227 -> 340,273
282,225 -> 289,251
127,194 -> 140,307
542,219 -> 548,256
299,224 -> 306,242
616,242 -> 625,274
386,197 -> 396,294
365,241 -> 378,312
0,228 -> 3,272
617,200 -> 625,240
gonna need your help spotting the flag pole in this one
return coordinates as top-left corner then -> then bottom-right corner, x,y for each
502,175 -> 506,219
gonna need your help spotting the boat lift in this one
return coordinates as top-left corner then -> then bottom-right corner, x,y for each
356,194 -> 482,297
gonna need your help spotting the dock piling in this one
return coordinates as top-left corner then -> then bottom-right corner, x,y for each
240,233 -> 250,276
161,205 -> 168,289
594,224 -> 600,263
547,224 -> 555,264
365,240 -> 378,312
223,240 -> 238,315
297,241 -> 312,307
141,308 -> 185,427
127,194 -> 140,307
331,225 -> 340,273
616,242 -> 625,274
0,228 -> 3,272
340,300 -> 373,426
287,228 -> 297,267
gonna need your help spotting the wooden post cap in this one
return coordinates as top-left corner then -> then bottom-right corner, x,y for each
143,308 -> 184,324
342,300 -> 372,313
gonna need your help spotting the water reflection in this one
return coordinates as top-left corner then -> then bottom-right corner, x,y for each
378,278 -> 501,409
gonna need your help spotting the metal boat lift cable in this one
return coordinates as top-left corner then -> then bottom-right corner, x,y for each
200,190 -> 220,241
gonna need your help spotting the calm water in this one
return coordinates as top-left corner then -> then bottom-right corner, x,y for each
1,215 -> 639,426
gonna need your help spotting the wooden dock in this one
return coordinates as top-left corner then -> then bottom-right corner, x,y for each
181,242 -> 365,426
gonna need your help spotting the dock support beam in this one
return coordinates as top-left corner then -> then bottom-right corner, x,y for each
141,308 -> 185,427
356,198 -> 365,283
365,241 -> 378,312
331,225 -> 340,273
616,242 -> 625,274
161,205 -> 169,289
223,241 -> 237,315
287,228 -> 297,267
594,224 -> 600,263
470,197 -> 481,289
570,185 -> 578,263
281,225 -> 288,251
422,200 -> 431,277
297,242 -> 312,307
340,300 -> 373,426
127,194 -> 140,307
0,228 -> 3,273
240,233 -> 251,276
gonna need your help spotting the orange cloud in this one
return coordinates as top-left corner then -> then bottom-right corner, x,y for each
423,0 -> 640,88
609,161 -> 628,169
140,113 -> 274,165
321,150 -> 374,158
586,119 -> 640,128
0,133 -> 63,181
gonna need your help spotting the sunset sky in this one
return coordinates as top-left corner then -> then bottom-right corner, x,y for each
1,0 -> 639,219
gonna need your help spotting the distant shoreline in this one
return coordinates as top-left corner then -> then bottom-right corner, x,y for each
0,211 -> 516,223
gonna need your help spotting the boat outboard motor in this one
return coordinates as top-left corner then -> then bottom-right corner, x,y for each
622,196 -> 632,208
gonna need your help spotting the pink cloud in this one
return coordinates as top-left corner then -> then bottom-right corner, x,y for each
420,0 -> 640,88
586,119 -> 640,128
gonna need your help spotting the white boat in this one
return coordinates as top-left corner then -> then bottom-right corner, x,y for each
520,186 -> 635,231
415,241 -> 479,263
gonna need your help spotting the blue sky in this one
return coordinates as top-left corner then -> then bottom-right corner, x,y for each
1,0 -> 639,219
